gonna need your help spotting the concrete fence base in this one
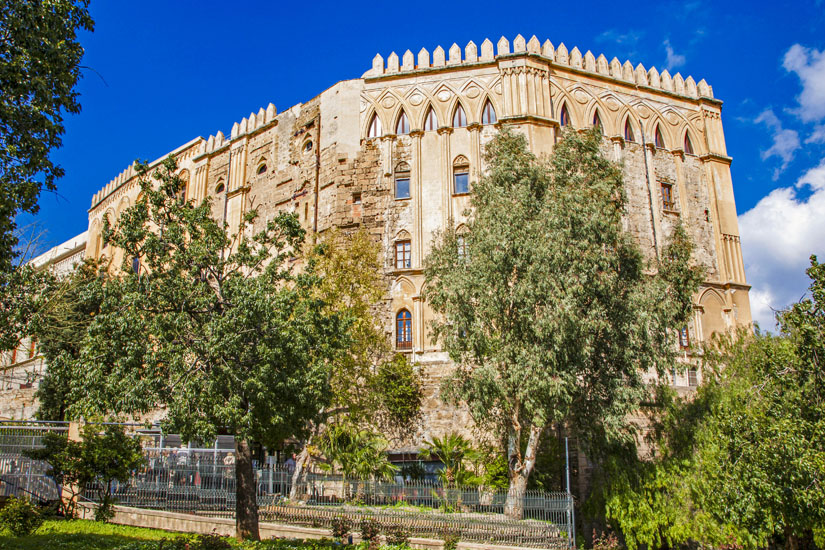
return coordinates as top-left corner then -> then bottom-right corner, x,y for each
77,502 -> 547,550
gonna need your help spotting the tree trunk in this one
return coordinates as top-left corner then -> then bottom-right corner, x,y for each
234,438 -> 260,541
288,445 -> 310,501
504,423 -> 542,519
784,526 -> 799,550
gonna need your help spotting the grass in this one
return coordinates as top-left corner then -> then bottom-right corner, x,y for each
0,519 -> 185,549
0,519 -> 377,550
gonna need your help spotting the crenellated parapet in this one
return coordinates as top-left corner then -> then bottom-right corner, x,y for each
364,34 -> 714,102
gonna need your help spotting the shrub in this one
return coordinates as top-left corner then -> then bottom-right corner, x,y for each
360,518 -> 381,547
440,529 -> 460,550
384,524 -> 410,546
331,516 -> 352,542
592,529 -> 620,550
0,496 -> 44,536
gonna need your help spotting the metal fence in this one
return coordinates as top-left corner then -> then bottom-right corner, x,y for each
0,421 -> 575,549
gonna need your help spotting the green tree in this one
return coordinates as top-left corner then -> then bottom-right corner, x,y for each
424,128 -> 702,518
419,433 -> 473,487
316,422 -> 398,489
0,0 -> 93,268
28,259 -> 105,420
69,157 -> 350,540
288,230 -> 421,499
599,257 -> 825,550
25,424 -> 144,521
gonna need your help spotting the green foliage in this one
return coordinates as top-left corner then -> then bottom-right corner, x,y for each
360,519 -> 381,548
0,0 -> 94,267
597,256 -> 825,550
24,425 -> 144,520
0,497 -> 43,537
440,529 -> 460,550
419,433 -> 473,487
383,525 -> 410,546
317,423 -> 398,482
331,516 -> 352,542
371,354 -> 423,433
424,128 -> 703,514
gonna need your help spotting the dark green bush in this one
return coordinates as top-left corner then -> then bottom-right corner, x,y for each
0,496 -> 44,536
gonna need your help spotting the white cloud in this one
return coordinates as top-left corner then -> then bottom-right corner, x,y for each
663,40 -> 686,71
739,160 -> 825,331
783,44 -> 825,123
754,109 -> 801,178
807,124 -> 825,144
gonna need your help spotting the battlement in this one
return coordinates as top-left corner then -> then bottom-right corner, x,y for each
90,102 -> 278,209
363,34 -> 713,101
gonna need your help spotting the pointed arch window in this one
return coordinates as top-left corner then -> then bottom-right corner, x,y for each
654,125 -> 666,148
368,113 -> 383,138
452,104 -> 467,128
624,119 -> 635,142
453,155 -> 470,195
424,107 -> 438,131
593,110 -> 602,130
559,104 -> 570,127
481,100 -> 497,125
396,309 -> 412,350
394,162 -> 411,200
684,132 -> 694,155
396,110 -> 410,135
257,163 -> 267,175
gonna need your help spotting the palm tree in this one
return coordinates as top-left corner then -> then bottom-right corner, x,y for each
419,433 -> 473,487
318,423 -> 398,500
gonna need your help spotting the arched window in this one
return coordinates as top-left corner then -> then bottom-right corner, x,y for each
303,140 -> 313,152
395,162 -> 411,200
592,110 -> 602,129
654,124 -> 666,148
396,309 -> 412,350
368,113 -> 383,138
559,104 -> 570,127
395,110 -> 410,135
624,119 -> 635,142
131,256 -> 141,275
453,155 -> 470,195
177,170 -> 189,203
684,132 -> 694,155
452,104 -> 467,128
424,106 -> 437,131
257,163 -> 267,175
215,180 -> 225,194
481,100 -> 497,125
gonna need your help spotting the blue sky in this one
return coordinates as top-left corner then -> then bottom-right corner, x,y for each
20,0 -> 825,330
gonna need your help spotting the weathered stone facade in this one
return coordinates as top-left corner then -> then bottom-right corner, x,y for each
8,36 -> 751,441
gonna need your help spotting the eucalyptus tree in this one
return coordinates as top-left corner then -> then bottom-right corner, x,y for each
71,157 -> 350,540
424,128 -> 702,518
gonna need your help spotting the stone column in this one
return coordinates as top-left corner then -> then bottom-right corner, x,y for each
437,127 -> 453,225
410,130 -> 424,267
468,123 -> 481,181
644,143 -> 663,257
672,150 -> 690,218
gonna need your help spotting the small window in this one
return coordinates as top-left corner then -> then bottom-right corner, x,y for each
215,182 -> 225,194
684,132 -> 694,155
688,368 -> 698,387
452,104 -> 467,128
661,182 -> 674,210
424,107 -> 438,131
303,140 -> 313,152
396,111 -> 410,135
679,326 -> 690,349
395,162 -> 411,200
352,192 -> 362,205
257,164 -> 267,175
593,110 -> 602,129
624,119 -> 635,142
453,158 -> 470,195
396,309 -> 412,350
559,104 -> 570,127
457,235 -> 468,261
395,240 -> 411,269
654,125 -> 666,148
368,113 -> 383,138
178,184 -> 187,203
131,256 -> 140,275
481,100 -> 497,125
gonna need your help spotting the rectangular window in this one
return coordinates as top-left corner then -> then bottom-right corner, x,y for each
679,326 -> 690,349
395,240 -> 411,269
395,177 -> 410,200
352,192 -> 361,205
661,183 -> 674,210
688,368 -> 698,387
454,171 -> 469,195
